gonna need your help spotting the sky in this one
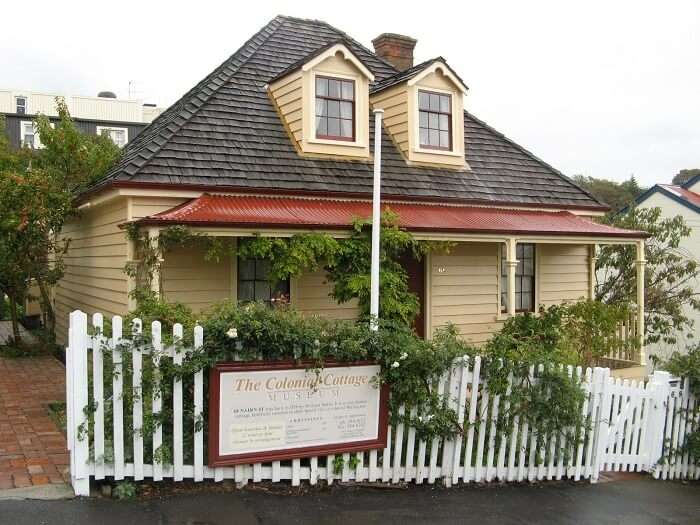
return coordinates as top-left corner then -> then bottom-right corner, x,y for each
1,0 -> 698,187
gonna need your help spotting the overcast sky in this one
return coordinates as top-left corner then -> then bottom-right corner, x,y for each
2,0 -> 698,187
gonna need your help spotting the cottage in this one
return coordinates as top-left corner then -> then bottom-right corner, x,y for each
57,15 -> 647,367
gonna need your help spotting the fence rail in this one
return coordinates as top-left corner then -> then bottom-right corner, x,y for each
65,310 -> 698,496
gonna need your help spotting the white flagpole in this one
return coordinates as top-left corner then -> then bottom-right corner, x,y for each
370,109 -> 384,331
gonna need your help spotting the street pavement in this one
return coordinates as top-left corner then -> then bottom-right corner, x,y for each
0,478 -> 698,524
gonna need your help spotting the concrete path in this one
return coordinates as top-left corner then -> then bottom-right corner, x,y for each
0,478 -> 697,524
0,356 -> 69,490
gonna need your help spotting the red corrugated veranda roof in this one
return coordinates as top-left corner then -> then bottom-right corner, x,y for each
135,194 -> 646,239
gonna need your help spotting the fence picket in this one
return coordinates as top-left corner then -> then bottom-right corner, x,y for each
132,319 -> 144,481
69,311 -> 90,496
151,321 -> 163,481
173,323 -> 184,482
497,371 -> 513,481
463,356 -> 481,482
517,365 -> 535,482
573,367 -> 589,481
405,406 -> 418,483
392,406 -> 405,483
451,357 -> 470,485
92,313 -> 105,481
193,325 -> 204,482
112,316 -> 125,481
428,373 -> 448,484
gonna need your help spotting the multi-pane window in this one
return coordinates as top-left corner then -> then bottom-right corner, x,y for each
20,122 -> 35,148
238,257 -> 290,305
16,97 -> 27,115
97,126 -> 128,148
501,243 -> 536,313
418,90 -> 451,150
315,76 -> 355,141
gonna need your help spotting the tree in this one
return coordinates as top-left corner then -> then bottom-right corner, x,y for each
572,175 -> 646,212
0,100 -> 121,343
596,207 -> 700,346
672,169 -> 700,186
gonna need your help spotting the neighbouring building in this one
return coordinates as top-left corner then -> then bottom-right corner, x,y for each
633,175 -> 700,360
56,16 -> 649,375
0,88 -> 163,149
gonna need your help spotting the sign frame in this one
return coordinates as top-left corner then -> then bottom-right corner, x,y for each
208,359 -> 389,467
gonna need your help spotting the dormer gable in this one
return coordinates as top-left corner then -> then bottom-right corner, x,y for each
267,41 -> 374,159
370,58 -> 468,169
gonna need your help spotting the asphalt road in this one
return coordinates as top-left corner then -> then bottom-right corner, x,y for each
0,478 -> 698,525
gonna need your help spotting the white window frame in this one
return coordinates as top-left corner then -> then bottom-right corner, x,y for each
308,70 -> 364,148
96,126 -> 129,148
412,85 -> 462,158
20,121 -> 39,149
15,96 -> 28,115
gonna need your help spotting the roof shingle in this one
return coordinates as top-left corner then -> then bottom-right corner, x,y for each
90,15 -> 605,210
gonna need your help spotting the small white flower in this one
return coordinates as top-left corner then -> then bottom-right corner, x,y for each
391,361 -> 400,369
425,414 -> 434,422
226,327 -> 238,339
400,352 -> 408,360
418,416 -> 423,422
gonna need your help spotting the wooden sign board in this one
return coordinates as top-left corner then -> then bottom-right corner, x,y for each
208,360 -> 389,466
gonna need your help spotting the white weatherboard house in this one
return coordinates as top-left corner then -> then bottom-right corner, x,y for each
633,174 -> 700,360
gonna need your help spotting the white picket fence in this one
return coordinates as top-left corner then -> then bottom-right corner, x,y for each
65,310 -> 699,496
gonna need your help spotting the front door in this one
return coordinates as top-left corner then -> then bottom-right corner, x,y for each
399,254 -> 426,338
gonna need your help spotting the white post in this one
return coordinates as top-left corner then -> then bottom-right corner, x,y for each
69,310 -> 90,496
588,244 -> 598,300
505,238 -> 517,316
148,226 -> 161,297
369,109 -> 384,331
635,240 -> 646,365
646,370 -> 671,474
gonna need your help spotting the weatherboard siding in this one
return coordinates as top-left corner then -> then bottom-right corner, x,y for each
55,198 -> 129,345
160,241 -> 233,313
293,269 -> 359,321
537,244 -> 589,307
430,243 -> 504,344
370,84 -> 409,157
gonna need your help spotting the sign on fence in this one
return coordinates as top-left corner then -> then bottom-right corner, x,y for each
208,361 -> 389,466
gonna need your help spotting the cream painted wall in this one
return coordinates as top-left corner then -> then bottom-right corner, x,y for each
538,244 -> 590,307
636,191 -> 700,358
292,269 -> 359,320
430,243 -> 503,344
55,197 -> 130,345
160,241 -> 234,314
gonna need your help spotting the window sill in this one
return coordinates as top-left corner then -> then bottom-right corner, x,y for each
307,137 -> 366,148
413,145 -> 462,157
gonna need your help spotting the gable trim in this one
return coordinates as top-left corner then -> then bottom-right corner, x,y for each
407,60 -> 468,94
634,184 -> 700,214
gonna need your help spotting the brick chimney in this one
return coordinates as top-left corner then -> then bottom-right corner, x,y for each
372,33 -> 417,72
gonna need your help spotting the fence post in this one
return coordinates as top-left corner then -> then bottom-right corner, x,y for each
590,367 -> 611,483
645,370 -> 671,475
68,310 -> 91,496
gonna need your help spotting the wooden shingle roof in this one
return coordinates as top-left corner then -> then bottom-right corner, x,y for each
89,15 -> 605,210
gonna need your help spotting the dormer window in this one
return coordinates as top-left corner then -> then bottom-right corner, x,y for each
267,41 -> 373,159
315,76 -> 355,141
418,90 -> 451,150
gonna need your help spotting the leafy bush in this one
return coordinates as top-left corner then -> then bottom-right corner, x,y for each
484,301 -> 637,368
